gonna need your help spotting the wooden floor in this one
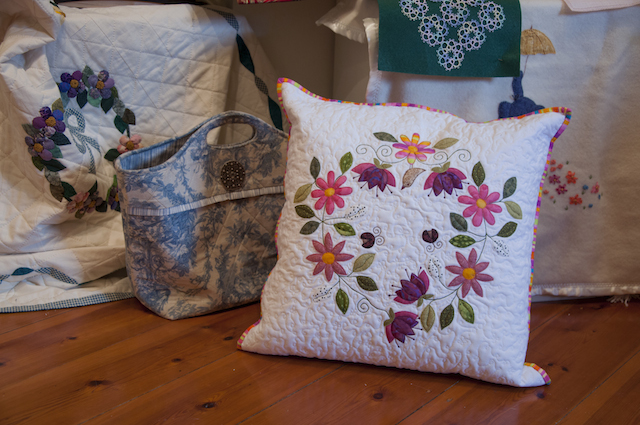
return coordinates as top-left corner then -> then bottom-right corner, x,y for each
1,296 -> 639,425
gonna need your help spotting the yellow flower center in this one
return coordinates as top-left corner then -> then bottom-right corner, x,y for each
322,252 -> 335,265
126,141 -> 135,151
324,188 -> 335,197
407,146 -> 418,154
88,200 -> 96,208
70,79 -> 79,88
96,81 -> 105,90
45,116 -> 57,127
476,199 -> 487,209
33,143 -> 44,153
462,268 -> 476,280
115,192 -> 119,202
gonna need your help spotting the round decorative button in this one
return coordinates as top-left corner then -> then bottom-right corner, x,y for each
220,161 -> 246,192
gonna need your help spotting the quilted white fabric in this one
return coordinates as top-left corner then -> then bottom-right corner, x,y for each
239,79 -> 570,387
0,0 -> 281,311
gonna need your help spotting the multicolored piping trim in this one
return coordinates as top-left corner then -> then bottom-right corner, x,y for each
237,319 -> 261,349
525,362 -> 551,385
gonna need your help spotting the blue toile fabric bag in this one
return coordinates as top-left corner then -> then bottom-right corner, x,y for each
114,111 -> 287,319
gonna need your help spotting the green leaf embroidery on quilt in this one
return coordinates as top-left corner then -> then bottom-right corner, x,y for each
334,222 -> 356,237
31,157 -> 44,171
51,98 -> 64,112
103,149 -> 120,162
458,299 -> 475,324
294,183 -> 313,203
62,182 -> 76,200
503,177 -> 517,199
114,115 -> 128,134
76,90 -> 88,109
353,253 -> 375,273
50,132 -> 71,146
300,221 -> 320,235
449,235 -> 476,248
295,205 -> 315,219
450,212 -> 468,232
87,95 -> 101,108
504,200 -> 523,219
336,289 -> 349,314
356,276 -> 378,291
497,221 -> 518,238
384,308 -> 395,326
472,162 -> 485,187
122,108 -> 136,125
421,304 -> 436,332
433,138 -> 459,150
339,152 -> 353,174
374,132 -> 399,143
41,159 -> 66,172
440,304 -> 455,329
310,157 -> 321,180
50,183 -> 64,202
101,96 -> 114,113
22,124 -> 39,138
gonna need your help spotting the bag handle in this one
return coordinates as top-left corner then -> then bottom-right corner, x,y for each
189,111 -> 283,150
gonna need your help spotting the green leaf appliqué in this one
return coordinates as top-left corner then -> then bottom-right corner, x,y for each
339,152 -> 353,174
334,223 -> 356,236
421,304 -> 436,332
300,221 -> 320,235
440,304 -> 455,329
433,138 -> 459,150
472,162 -> 485,187
449,235 -> 476,248
373,132 -> 398,143
336,289 -> 349,314
295,205 -> 315,219
504,201 -> 523,219
353,253 -> 375,273
356,276 -> 378,291
450,213 -> 468,232
497,221 -> 518,238
294,183 -> 313,203
503,177 -> 517,199
458,299 -> 475,324
310,157 -> 321,180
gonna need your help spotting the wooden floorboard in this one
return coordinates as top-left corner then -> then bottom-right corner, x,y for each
0,296 -> 638,425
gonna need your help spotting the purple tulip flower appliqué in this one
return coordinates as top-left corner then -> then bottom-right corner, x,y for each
384,309 -> 419,345
394,269 -> 432,306
352,160 -> 396,194
424,166 -> 467,197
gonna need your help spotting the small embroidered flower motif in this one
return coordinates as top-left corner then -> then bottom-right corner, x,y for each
445,248 -> 493,298
306,232 -> 354,281
87,70 -> 115,99
360,232 -> 375,248
67,192 -> 89,214
25,136 -> 55,161
543,190 -> 549,195
556,184 -> 567,195
424,167 -> 466,196
385,310 -> 418,344
569,195 -> 583,205
107,186 -> 120,211
550,159 -> 556,165
116,134 -> 142,154
566,171 -> 577,184
59,71 -> 86,98
352,163 -> 396,193
548,174 -> 561,184
393,133 -> 435,164
591,182 -> 600,194
311,171 -> 352,215
557,163 -> 563,170
394,270 -> 430,305
458,184 -> 502,227
550,167 -> 556,172
83,192 -> 104,214
32,107 -> 65,134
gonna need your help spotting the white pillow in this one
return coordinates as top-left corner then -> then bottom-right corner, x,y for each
239,79 -> 571,387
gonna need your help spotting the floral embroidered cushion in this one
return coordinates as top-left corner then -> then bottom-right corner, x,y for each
238,79 -> 571,387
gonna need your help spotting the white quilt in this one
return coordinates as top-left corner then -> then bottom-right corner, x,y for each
0,0 -> 282,311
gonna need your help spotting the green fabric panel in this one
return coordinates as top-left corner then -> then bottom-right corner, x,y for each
378,0 -> 521,77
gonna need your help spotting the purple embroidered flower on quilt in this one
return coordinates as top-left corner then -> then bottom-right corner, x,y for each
32,107 -> 65,134
385,310 -> 418,344
352,162 -> 396,194
87,70 -> 115,99
424,167 -> 466,196
25,135 -> 55,161
445,248 -> 493,298
394,270 -> 430,305
556,184 -> 567,195
59,71 -> 86,98
83,192 -> 104,214
107,186 -> 120,211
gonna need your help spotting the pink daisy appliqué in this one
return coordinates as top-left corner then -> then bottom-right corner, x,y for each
306,232 -> 354,282
445,248 -> 493,298
311,171 -> 352,215
457,184 -> 502,227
